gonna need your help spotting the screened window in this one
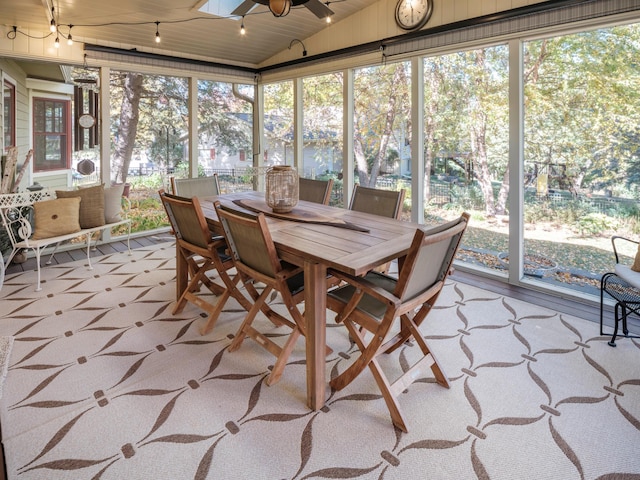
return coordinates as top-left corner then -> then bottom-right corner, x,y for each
3,80 -> 15,150
33,97 -> 71,171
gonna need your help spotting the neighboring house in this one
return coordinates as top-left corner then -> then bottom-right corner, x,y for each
194,112 -> 342,177
1,59 -> 77,191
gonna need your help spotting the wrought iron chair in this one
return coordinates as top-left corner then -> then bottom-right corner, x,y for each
159,190 -> 241,335
214,201 -> 335,386
298,177 -> 334,205
171,174 -> 221,198
326,213 -> 469,432
600,235 -> 640,346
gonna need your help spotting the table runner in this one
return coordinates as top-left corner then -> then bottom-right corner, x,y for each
232,199 -> 370,232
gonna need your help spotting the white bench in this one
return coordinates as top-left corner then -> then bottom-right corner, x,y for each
0,189 -> 131,291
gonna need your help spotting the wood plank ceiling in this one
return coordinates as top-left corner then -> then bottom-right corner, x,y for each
1,0 -> 378,67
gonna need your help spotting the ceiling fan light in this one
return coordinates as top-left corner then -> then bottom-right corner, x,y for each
269,0 -> 291,17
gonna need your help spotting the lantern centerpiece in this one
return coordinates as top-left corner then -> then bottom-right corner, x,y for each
265,165 -> 299,213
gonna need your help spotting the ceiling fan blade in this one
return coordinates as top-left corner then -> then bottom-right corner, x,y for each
231,0 -> 258,16
304,0 -> 334,18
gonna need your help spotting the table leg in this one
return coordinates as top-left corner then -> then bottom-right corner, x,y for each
175,243 -> 187,300
304,260 -> 327,410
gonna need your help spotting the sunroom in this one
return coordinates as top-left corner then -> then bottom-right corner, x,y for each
0,0 -> 639,477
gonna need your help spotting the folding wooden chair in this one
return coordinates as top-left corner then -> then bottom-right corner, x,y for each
171,174 -> 221,198
326,213 -> 470,432
349,185 -> 405,219
159,189 -> 241,335
349,185 -> 406,273
215,201 -> 334,386
299,177 -> 334,205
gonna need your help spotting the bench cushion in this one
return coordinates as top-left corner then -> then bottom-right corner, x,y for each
615,264 -> 640,289
56,184 -> 105,228
31,197 -> 82,240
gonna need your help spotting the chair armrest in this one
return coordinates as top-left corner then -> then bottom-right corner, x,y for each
276,264 -> 304,281
612,235 -> 639,264
328,269 -> 400,307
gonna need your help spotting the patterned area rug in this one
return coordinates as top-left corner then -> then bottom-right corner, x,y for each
0,243 -> 638,480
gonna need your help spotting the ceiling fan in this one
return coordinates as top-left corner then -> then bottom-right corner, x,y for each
231,0 -> 334,19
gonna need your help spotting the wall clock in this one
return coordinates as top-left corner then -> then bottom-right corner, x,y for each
78,114 -> 96,129
395,0 -> 433,31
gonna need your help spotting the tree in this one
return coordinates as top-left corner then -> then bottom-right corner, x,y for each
524,25 -> 640,196
354,62 -> 411,187
111,72 -> 143,184
110,72 -> 253,183
424,46 -> 509,216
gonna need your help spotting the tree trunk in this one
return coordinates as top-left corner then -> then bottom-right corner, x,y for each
469,50 -> 497,217
354,138 -> 370,185
496,165 -> 509,215
471,114 -> 497,216
113,73 -> 144,184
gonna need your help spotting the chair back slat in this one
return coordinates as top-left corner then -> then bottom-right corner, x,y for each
216,205 -> 279,278
396,214 -> 469,302
299,177 -> 334,205
349,185 -> 405,219
160,191 -> 210,249
171,175 -> 221,198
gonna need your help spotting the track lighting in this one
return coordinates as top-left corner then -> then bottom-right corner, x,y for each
240,16 -> 245,35
155,21 -> 161,43
288,38 -> 307,57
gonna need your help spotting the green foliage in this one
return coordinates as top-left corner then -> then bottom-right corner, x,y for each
576,213 -> 616,237
125,196 -> 169,233
128,173 -> 165,190
450,184 -> 485,210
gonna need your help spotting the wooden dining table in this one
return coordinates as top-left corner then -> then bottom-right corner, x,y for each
182,190 -> 420,411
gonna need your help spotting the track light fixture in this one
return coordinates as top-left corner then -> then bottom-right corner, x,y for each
288,38 -> 307,57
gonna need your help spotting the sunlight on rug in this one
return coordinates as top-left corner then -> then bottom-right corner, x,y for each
0,242 -> 639,480
0,336 -> 13,399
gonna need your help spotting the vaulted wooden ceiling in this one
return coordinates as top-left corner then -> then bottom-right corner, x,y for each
1,0 -> 379,68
